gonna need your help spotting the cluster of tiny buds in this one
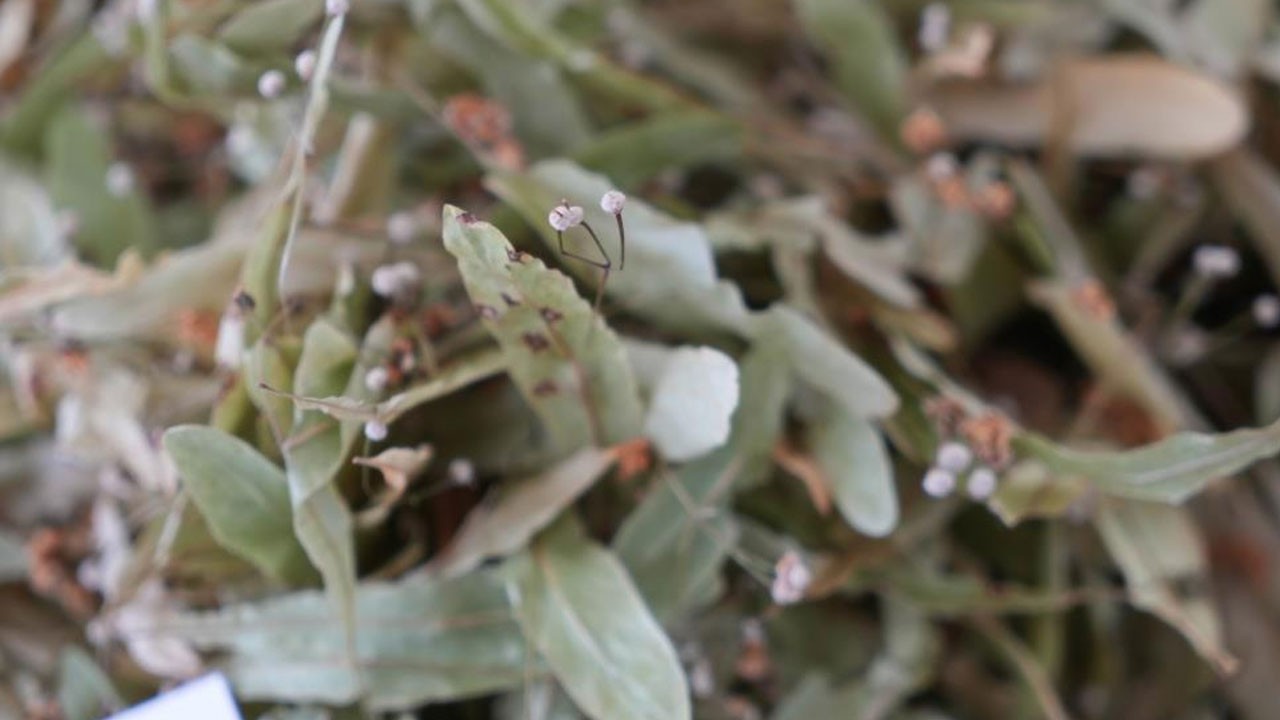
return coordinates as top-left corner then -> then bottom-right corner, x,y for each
1192,244 -> 1240,280
922,440 -> 999,501
364,420 -> 388,442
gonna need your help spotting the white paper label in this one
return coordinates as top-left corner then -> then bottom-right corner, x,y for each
108,674 -> 242,720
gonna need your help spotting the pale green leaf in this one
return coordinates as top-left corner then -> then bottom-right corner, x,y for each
0,160 -> 69,269
793,0 -> 908,141
218,0 -> 323,54
442,204 -> 645,451
1016,417 -> 1280,503
144,571 -> 530,710
56,648 -> 123,720
429,447 -> 616,578
1096,499 -> 1238,674
163,425 -> 316,585
809,402 -> 898,537
505,518 -> 690,720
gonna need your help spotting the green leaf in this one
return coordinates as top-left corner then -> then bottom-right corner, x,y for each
0,160 -> 67,269
614,452 -> 739,623
282,318 -> 362,676
1,34 -> 114,160
486,160 -> 755,337
890,156 -> 995,284
162,425 -> 316,585
442,204 -> 645,451
1016,417 -> 1280,503
56,648 -> 123,720
793,0 -> 908,142
218,0 -> 323,54
575,112 -> 742,188
429,447 -> 616,578
45,106 -> 157,266
1096,499 -> 1237,674
144,571 -> 530,709
0,529 -> 24,582
760,306 -> 899,419
505,518 -> 691,720
809,401 -> 898,537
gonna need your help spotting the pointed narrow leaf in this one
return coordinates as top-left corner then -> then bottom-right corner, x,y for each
430,447 -> 616,578
506,519 -> 690,720
1016,417 -> 1280,503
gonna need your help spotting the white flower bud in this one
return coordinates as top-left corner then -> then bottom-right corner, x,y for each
1192,245 -> 1240,279
294,50 -> 317,80
600,189 -> 627,215
922,468 -> 956,498
966,466 -> 998,501
448,458 -> 476,486
257,69 -> 286,99
370,261 -> 421,298
214,310 -> 245,370
364,420 -> 388,442
548,203 -> 584,232
386,211 -> 418,244
918,2 -> 951,53
326,0 -> 349,16
925,152 -> 958,181
364,366 -> 389,393
105,163 -> 135,197
1254,294 -> 1280,328
770,550 -> 811,605
934,441 -> 972,473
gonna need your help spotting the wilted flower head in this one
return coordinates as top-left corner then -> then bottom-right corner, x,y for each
770,550 -> 811,605
548,202 -> 584,232
600,190 -> 627,215
257,69 -> 286,99
922,468 -> 956,498
1192,245 -> 1240,279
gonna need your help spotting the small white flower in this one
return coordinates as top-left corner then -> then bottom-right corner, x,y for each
294,49 -> 318,80
925,152 -> 959,181
448,458 -> 476,486
770,550 -> 811,605
918,2 -> 951,53
934,441 -> 972,473
326,0 -> 349,16
136,0 -> 160,23
364,366 -> 389,393
257,69 -> 286,99
370,261 -> 421,298
966,466 -> 998,501
225,124 -> 254,155
548,203 -> 584,232
386,211 -> 418,244
922,467 -> 956,498
364,420 -> 388,442
105,163 -> 135,197
1254,294 -> 1280,328
600,189 -> 627,215
1192,245 -> 1240,279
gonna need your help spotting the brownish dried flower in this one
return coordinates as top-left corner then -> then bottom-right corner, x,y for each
959,411 -> 1015,469
900,106 -> 949,155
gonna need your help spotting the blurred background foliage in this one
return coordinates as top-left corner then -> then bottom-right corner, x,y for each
4,0 -> 1280,718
